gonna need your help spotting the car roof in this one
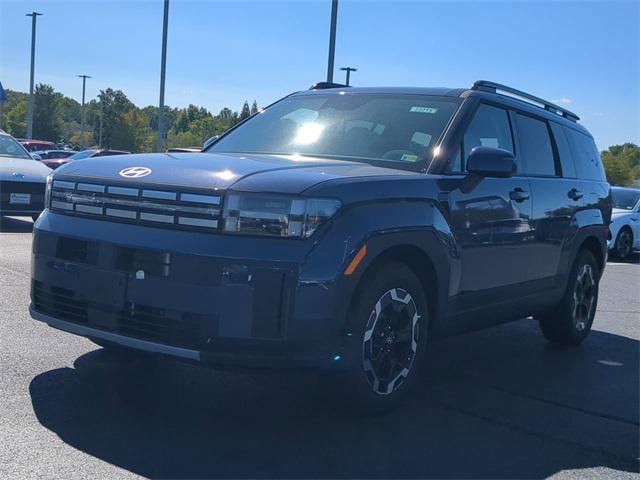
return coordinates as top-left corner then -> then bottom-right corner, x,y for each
33,149 -> 71,153
293,84 -> 591,136
294,86 -> 468,98
611,186 -> 640,192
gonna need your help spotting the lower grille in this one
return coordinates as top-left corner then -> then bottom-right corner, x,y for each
32,280 -> 211,350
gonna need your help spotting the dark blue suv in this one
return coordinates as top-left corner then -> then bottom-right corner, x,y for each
30,81 -> 611,411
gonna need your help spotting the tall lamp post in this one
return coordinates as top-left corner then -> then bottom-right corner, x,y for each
157,0 -> 170,152
326,0 -> 339,83
26,11 -> 43,139
0,81 -> 7,130
78,75 -> 91,149
340,67 -> 357,86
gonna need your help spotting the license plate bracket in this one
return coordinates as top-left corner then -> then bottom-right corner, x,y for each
35,257 -> 127,308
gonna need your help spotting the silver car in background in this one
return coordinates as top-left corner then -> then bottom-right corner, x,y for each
0,130 -> 52,222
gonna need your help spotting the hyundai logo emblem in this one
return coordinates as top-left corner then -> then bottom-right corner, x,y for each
119,166 -> 152,178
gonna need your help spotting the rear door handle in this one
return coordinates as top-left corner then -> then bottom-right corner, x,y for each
509,188 -> 530,202
568,188 -> 583,201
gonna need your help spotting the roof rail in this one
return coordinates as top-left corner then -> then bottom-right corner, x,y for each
471,80 -> 580,122
309,82 -> 348,90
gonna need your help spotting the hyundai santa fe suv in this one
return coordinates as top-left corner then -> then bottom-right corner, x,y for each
30,81 -> 611,411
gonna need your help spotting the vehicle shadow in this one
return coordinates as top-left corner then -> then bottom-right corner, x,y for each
29,320 -> 639,478
0,216 -> 34,233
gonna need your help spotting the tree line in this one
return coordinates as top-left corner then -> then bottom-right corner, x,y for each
0,83 -> 258,152
1,84 -> 638,187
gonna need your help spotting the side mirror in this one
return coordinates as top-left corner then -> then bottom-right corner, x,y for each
31,153 -> 42,161
466,146 -> 516,178
202,135 -> 219,150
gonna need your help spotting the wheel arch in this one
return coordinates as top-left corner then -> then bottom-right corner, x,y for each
340,231 -> 452,336
578,235 -> 606,275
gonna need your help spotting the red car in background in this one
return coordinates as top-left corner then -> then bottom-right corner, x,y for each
31,150 -> 75,169
18,139 -> 55,152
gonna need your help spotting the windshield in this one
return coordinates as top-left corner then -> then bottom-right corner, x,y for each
208,93 -> 459,169
612,189 -> 640,210
0,135 -> 32,160
68,149 -> 96,160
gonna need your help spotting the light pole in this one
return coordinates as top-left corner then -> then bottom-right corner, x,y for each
157,0 -> 169,152
340,67 -> 357,86
98,109 -> 103,148
26,11 -> 42,139
78,75 -> 91,149
326,0 -> 338,83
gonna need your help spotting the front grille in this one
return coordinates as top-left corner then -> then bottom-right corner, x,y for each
32,280 -> 211,350
49,177 -> 221,231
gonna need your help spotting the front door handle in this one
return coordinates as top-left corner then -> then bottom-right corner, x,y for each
509,188 -> 530,202
568,188 -> 583,201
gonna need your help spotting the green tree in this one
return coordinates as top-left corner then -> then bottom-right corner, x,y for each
173,104 -> 210,133
239,101 -> 251,121
33,83 -> 61,141
120,108 -> 151,152
602,143 -> 640,186
95,88 -> 135,149
250,100 -> 259,115
4,98 -> 27,138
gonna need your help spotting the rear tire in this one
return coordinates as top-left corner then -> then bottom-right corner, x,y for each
332,260 -> 429,414
613,227 -> 633,260
539,250 -> 599,345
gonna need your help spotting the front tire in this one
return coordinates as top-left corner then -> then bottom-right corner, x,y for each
539,250 -> 599,345
613,227 -> 633,260
334,261 -> 428,413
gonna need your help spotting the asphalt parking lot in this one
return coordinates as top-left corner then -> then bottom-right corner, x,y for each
1,215 -> 638,479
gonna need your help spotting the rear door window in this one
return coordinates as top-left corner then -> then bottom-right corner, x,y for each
463,104 -> 515,171
513,113 -> 557,176
549,122 -> 577,178
563,127 -> 605,181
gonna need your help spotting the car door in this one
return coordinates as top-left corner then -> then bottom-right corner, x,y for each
511,113 -> 580,291
447,103 -> 533,305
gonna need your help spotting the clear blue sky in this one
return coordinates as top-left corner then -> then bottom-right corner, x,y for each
1,0 -> 638,149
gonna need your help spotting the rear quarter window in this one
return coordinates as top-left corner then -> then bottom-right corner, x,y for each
550,122 -> 577,178
563,127 -> 605,181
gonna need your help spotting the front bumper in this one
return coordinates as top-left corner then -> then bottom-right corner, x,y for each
0,180 -> 45,216
30,211 -> 350,368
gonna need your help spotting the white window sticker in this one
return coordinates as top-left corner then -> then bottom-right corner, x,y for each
410,106 -> 438,114
400,153 -> 418,162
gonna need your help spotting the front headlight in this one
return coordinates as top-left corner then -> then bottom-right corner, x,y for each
222,192 -> 341,238
44,174 -> 53,210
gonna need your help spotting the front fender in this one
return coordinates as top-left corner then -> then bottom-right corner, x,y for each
295,198 -> 455,338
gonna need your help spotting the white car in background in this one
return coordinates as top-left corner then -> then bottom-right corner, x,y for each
608,186 -> 640,260
0,130 -> 52,222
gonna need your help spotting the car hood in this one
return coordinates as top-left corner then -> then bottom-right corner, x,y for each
54,152 -> 412,193
0,157 -> 51,182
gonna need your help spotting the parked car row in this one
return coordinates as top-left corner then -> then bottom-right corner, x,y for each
30,147 -> 130,169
